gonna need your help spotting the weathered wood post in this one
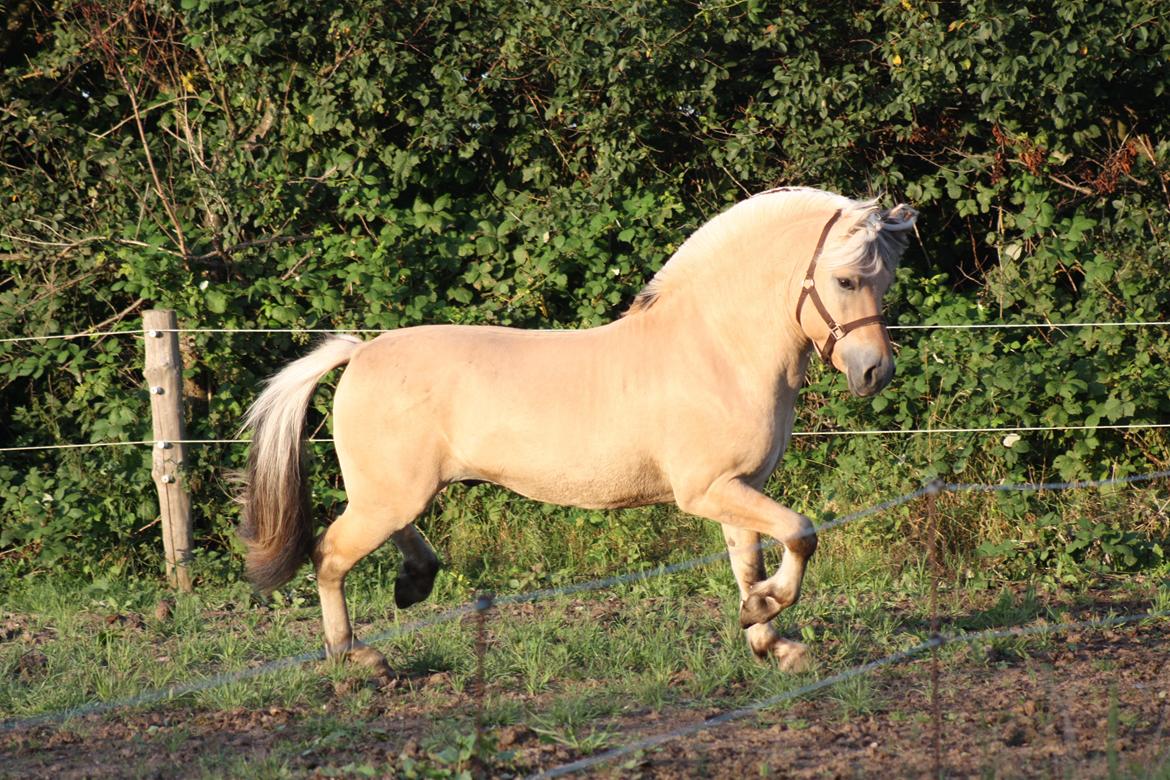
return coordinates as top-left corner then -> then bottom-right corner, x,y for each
143,309 -> 194,591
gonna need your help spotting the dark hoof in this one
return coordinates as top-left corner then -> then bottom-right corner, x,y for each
394,559 -> 440,609
738,581 -> 795,628
739,593 -> 783,629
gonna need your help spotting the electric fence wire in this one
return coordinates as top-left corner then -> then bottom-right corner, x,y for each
3,320 -> 1170,344
5,421 -> 1170,454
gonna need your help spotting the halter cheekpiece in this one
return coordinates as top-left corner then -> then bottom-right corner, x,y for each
795,209 -> 887,363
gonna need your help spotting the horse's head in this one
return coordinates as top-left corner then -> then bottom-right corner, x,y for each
796,203 -> 916,397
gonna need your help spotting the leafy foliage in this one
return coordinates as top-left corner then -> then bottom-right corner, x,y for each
1,0 -> 1167,581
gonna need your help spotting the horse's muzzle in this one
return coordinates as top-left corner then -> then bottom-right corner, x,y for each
844,349 -> 894,397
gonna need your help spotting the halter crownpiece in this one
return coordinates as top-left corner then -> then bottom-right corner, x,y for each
795,208 -> 888,363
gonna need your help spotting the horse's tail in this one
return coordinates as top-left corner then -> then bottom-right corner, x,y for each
238,335 -> 363,593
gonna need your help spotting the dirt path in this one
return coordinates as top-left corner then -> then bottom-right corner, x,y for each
611,621 -> 1170,778
3,595 -> 1168,778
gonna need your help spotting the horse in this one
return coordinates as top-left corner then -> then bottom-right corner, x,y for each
239,187 -> 917,678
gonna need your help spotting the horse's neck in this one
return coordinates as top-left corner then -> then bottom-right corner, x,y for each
700,281 -> 808,389
637,288 -> 812,407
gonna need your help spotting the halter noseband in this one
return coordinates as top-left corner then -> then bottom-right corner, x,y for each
795,209 -> 887,363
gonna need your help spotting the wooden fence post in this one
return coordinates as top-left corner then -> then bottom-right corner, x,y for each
143,309 -> 194,592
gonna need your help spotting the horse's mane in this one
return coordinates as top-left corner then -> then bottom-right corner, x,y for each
626,187 -> 917,315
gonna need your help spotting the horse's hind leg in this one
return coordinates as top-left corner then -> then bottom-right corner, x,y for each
313,500 -> 428,679
391,525 -> 441,608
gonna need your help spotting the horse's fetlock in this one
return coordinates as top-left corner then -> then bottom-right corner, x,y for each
324,638 -> 353,659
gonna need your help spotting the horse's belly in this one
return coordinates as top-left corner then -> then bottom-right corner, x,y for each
506,470 -> 674,511
459,444 -> 675,510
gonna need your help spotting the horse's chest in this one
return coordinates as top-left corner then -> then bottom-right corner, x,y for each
731,401 -> 798,482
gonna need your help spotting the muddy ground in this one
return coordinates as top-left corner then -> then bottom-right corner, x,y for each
2,590 -> 1168,779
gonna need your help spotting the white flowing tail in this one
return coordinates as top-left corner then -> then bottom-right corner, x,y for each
238,335 -> 363,593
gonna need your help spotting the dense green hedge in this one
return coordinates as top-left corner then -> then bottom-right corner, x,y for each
2,0 -> 1168,581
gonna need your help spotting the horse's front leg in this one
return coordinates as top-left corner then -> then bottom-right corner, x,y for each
721,525 -> 811,671
681,479 -> 817,671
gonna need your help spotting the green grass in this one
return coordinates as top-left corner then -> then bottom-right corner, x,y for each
2,485 -> 1168,777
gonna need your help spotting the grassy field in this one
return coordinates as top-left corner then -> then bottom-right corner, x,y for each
3,487 -> 1170,777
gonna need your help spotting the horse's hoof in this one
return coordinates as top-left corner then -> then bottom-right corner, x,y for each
337,641 -> 398,684
770,639 -> 812,673
394,575 -> 430,609
739,592 -> 786,628
740,593 -> 776,628
753,626 -> 809,673
394,560 -> 440,609
739,580 -> 798,628
747,624 -> 813,672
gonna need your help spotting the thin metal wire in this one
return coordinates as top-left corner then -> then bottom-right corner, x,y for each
3,319 -> 1170,344
945,469 -> 1170,493
530,610 -> 1170,779
887,321 -> 1170,330
5,421 -> 1169,454
0,440 -> 156,453
0,328 -> 146,344
791,422 -> 1170,437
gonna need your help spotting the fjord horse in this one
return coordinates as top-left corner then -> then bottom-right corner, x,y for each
240,187 -> 917,676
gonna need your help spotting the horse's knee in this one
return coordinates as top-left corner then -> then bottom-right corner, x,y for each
786,515 -> 818,560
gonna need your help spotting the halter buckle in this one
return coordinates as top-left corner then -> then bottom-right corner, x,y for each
829,323 -> 846,341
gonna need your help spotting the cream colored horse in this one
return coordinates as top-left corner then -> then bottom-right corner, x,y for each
239,187 -> 917,677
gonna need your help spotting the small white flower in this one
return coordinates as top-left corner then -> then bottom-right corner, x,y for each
198,280 -> 209,291
1002,433 -> 1021,448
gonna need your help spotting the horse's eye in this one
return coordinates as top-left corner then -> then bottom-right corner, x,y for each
836,277 -> 856,291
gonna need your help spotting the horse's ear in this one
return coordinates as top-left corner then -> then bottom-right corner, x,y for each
877,204 -> 918,269
883,204 -> 917,226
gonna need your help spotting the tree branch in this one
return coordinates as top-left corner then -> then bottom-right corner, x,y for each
185,233 -> 316,262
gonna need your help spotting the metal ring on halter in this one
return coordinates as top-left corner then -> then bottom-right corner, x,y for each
794,209 -> 888,363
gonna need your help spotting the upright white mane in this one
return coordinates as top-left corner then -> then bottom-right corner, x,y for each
627,187 -> 917,314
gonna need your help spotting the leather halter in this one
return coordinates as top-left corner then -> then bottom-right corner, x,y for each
795,209 -> 887,363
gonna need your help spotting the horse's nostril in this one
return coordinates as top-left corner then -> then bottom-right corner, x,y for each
863,364 -> 876,386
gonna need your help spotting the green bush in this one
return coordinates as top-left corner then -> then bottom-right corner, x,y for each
1,0 -> 1167,582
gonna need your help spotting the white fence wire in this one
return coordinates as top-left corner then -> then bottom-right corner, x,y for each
2,319 -> 1169,345
4,423 -> 1170,455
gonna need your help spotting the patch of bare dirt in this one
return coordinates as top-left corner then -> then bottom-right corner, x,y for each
2,591 -> 1168,778
611,621 -> 1170,779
